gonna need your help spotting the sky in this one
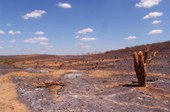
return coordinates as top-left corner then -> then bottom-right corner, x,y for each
0,0 -> 169,55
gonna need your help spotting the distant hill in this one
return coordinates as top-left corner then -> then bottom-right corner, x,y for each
96,41 -> 170,59
0,41 -> 169,60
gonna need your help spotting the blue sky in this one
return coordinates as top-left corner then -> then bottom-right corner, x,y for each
0,0 -> 169,55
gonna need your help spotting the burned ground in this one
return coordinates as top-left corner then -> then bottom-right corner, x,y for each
0,41 -> 170,112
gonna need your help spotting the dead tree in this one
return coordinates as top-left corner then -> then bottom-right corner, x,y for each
133,51 -> 146,87
133,48 -> 158,87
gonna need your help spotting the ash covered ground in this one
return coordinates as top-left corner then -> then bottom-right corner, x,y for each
0,41 -> 170,112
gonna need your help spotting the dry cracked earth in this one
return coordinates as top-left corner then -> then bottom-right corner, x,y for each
0,41 -> 170,112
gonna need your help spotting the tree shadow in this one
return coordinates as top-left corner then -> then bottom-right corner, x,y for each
122,82 -> 140,87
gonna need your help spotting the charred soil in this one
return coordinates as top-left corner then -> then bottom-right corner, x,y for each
0,41 -> 170,112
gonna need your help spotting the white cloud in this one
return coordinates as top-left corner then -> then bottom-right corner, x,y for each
9,39 -> 16,43
7,23 -> 12,26
23,37 -> 48,44
135,0 -> 162,8
35,31 -> 45,35
75,42 -> 85,46
0,46 -> 3,49
75,35 -> 80,38
58,2 -> 72,9
8,30 -> 21,35
143,12 -> 163,19
0,29 -> 5,35
125,36 -> 137,40
22,10 -> 47,20
80,45 -> 90,48
40,41 -> 49,46
149,29 -> 163,35
80,37 -> 97,41
75,42 -> 89,49
151,20 -> 162,25
76,28 -> 93,35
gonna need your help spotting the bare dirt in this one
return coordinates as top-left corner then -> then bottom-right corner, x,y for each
0,41 -> 170,112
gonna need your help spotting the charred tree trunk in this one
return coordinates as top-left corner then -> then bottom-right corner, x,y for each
138,51 -> 146,87
133,52 -> 140,83
132,48 -> 158,87
133,51 -> 146,87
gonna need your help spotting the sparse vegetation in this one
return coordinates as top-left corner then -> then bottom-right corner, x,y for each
0,41 -> 169,112
0,59 -> 16,65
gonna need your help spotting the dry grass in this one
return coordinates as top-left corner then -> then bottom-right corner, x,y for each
0,69 -> 73,112
10,70 -> 72,78
89,70 -> 132,78
0,74 -> 29,112
147,73 -> 170,79
137,85 -> 170,100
